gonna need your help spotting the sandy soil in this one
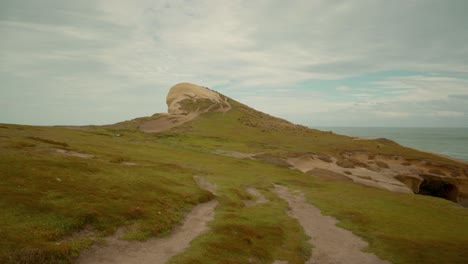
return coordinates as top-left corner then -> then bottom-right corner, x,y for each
193,175 -> 218,195
121,161 -> 137,166
54,148 -> 94,159
273,184 -> 389,264
213,149 -> 258,159
77,177 -> 218,264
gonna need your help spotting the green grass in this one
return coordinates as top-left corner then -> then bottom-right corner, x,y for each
170,106 -> 464,166
1,97 -> 468,264
0,125 -> 214,263
0,124 -> 311,263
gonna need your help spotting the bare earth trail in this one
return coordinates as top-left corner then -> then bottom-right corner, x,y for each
77,178 -> 218,264
273,184 -> 390,264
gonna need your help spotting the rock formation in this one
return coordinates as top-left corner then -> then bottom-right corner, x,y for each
166,83 -> 231,115
138,83 -> 231,133
288,151 -> 468,206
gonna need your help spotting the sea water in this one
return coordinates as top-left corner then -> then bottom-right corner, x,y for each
316,127 -> 468,162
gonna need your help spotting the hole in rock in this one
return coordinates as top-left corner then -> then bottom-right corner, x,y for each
417,176 -> 458,202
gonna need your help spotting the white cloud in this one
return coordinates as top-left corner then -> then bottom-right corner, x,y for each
1,0 -> 468,126
91,0 -> 468,89
336,86 -> 350,91
432,111 -> 464,117
375,111 -> 411,118
372,75 -> 468,103
352,93 -> 373,98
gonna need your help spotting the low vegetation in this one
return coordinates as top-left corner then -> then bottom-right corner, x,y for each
1,95 -> 467,263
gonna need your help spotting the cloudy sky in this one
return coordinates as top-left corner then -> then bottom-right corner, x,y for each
1,0 -> 468,127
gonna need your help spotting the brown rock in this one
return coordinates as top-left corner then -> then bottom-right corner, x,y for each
336,159 -> 355,169
418,174 -> 459,203
376,161 -> 390,169
317,155 -> 333,163
306,168 -> 352,182
463,169 -> 468,177
410,168 -> 423,174
349,158 -> 369,168
428,169 -> 446,176
395,174 -> 423,193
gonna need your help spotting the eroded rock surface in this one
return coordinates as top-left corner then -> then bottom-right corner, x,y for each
166,83 -> 231,115
139,83 -> 231,133
288,151 -> 468,205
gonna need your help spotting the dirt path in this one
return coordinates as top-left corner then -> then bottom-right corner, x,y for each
273,184 -> 389,264
77,178 -> 218,264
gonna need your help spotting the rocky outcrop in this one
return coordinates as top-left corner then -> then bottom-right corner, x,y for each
418,174 -> 459,202
394,174 -> 423,193
287,154 -> 412,194
306,168 -> 353,182
346,152 -> 468,204
166,83 -> 231,115
139,83 -> 232,133
289,151 -> 468,205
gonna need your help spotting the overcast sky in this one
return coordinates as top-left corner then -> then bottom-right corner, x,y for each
1,0 -> 468,127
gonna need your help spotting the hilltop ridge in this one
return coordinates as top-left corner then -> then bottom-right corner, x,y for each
166,83 -> 231,115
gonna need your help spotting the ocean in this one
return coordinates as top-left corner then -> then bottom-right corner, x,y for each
316,127 -> 468,162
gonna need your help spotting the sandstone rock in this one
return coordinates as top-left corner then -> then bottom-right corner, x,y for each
375,161 -> 390,169
306,168 -> 353,182
349,158 -> 369,168
428,169 -> 446,176
317,155 -> 333,163
336,159 -> 355,169
166,83 -> 231,115
418,174 -> 459,202
410,168 -> 424,174
394,174 -> 423,193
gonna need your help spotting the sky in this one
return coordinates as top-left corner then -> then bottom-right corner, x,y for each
1,0 -> 468,127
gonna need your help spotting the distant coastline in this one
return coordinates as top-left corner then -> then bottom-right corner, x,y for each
316,127 -> 468,162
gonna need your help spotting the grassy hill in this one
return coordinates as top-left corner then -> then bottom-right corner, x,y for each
1,90 -> 467,264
